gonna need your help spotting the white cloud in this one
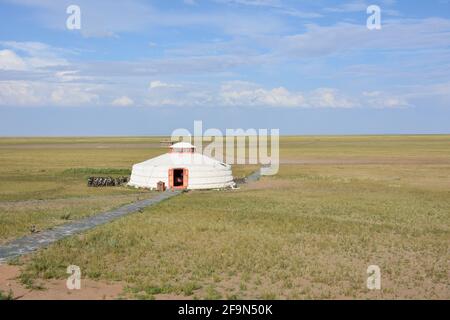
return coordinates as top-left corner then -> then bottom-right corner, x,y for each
0,50 -> 26,70
50,85 -> 99,106
143,80 -> 365,108
5,0 -> 289,38
280,18 -> 450,58
363,91 -> 410,108
0,78 -> 418,109
1,16 -> 448,109
54,70 -> 82,82
219,84 -> 413,108
112,95 -> 134,106
3,1 -> 154,37
142,80 -> 417,109
0,81 -> 43,105
1,41 -> 53,54
0,42 -> 69,70
325,1 -> 368,12
216,0 -> 280,6
149,80 -> 182,90
309,88 -> 357,108
220,81 -> 307,107
0,80 -> 101,107
219,83 -> 362,108
215,0 -> 322,18
325,0 -> 400,16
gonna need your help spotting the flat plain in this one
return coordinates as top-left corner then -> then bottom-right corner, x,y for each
0,135 -> 449,299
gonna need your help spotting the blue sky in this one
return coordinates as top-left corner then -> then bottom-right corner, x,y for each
0,0 -> 449,135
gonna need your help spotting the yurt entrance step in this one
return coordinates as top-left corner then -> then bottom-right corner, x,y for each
169,168 -> 189,189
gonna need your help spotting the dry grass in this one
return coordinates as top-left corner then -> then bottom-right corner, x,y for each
0,139 -> 160,242
0,194 -> 149,244
1,135 -> 449,299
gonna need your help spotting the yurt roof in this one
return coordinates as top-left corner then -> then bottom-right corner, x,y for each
133,152 -> 228,168
170,142 -> 196,149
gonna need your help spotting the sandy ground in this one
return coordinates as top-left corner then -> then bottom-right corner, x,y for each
0,264 -> 124,300
0,263 -> 195,300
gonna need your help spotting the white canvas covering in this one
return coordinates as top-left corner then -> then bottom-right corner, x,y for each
128,142 -> 235,190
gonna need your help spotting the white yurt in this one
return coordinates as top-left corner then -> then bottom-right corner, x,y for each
128,142 -> 235,190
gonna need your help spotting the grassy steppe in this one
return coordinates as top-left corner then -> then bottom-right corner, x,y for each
0,139 -> 163,243
0,135 -> 449,299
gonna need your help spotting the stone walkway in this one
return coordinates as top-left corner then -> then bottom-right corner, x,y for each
0,190 -> 181,263
234,170 -> 261,186
246,170 -> 261,183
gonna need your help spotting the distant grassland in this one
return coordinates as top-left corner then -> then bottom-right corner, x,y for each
62,168 -> 131,176
0,136 -> 165,145
0,135 -> 449,299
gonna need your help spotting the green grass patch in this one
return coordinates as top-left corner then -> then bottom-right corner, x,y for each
0,289 -> 14,300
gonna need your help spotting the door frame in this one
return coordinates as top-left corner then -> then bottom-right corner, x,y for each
168,168 -> 189,190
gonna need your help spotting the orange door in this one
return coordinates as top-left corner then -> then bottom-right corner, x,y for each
183,168 -> 189,188
168,168 -> 174,189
